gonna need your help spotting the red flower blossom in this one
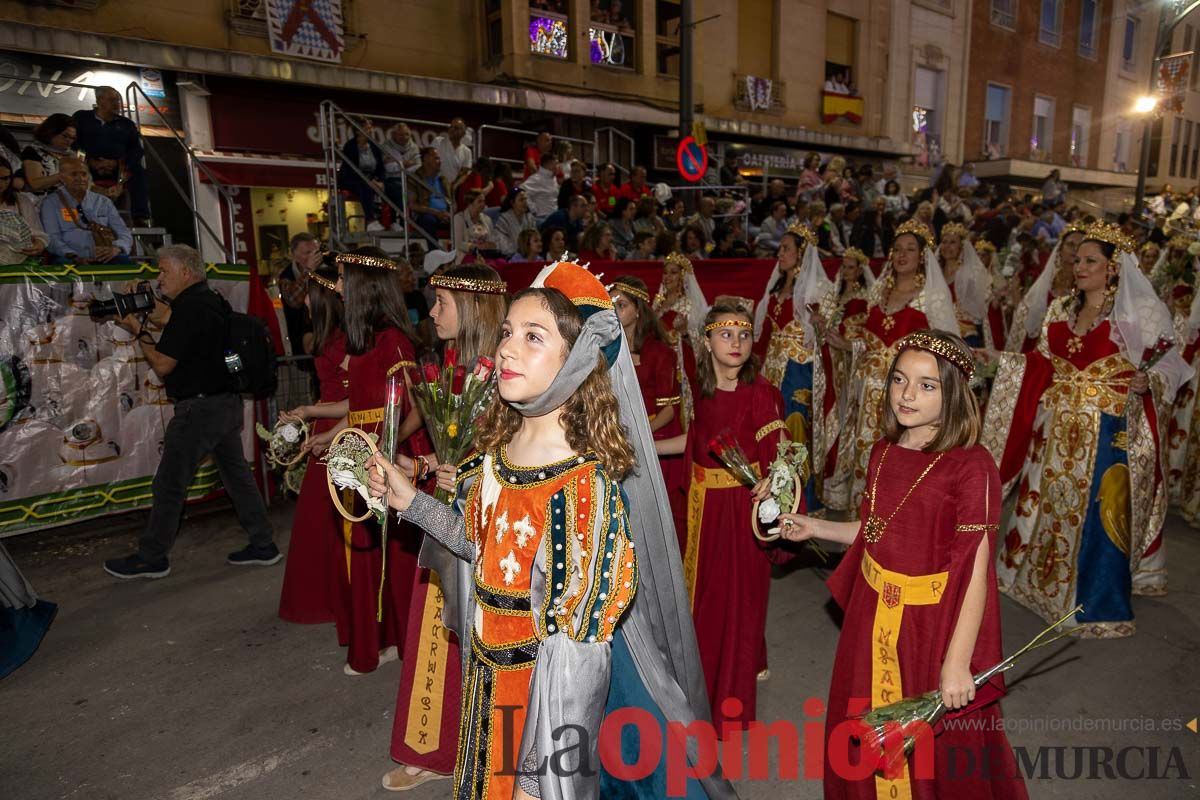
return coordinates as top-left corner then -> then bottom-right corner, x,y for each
452,365 -> 467,393
444,347 -> 458,369
423,363 -> 440,384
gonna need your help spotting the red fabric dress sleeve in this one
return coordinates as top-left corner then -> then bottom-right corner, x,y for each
996,351 -> 1054,484
750,379 -> 787,475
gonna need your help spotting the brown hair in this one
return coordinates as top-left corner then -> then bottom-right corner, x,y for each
695,301 -> 760,399
438,263 -> 509,364
473,288 -> 636,479
879,329 -> 980,452
341,245 -> 416,355
610,275 -> 667,352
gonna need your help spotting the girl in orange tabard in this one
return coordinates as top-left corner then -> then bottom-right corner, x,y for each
277,266 -> 349,628
304,249 -> 433,676
780,330 -> 1027,800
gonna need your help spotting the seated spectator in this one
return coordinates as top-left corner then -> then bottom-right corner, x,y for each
434,117 -> 473,195
882,180 -> 906,215
818,202 -> 848,256
680,223 -> 707,261
608,197 -> 637,258
629,231 -> 656,260
591,162 -> 621,217
396,256 -> 430,330
409,147 -> 452,235
337,119 -> 387,231
456,156 -> 499,210
539,194 -> 587,251
40,157 -> 131,263
654,230 -> 678,258
621,166 -> 653,203
0,124 -> 21,184
22,113 -> 76,197
958,162 -> 979,189
384,122 -> 421,172
452,189 -> 498,256
524,131 -> 554,180
710,223 -> 749,259
509,228 -> 544,263
543,226 -> 569,262
558,158 -> 592,209
685,195 -> 717,242
851,206 -> 889,259
793,152 -> 823,206
0,159 -> 48,264
71,87 -> 149,224
578,221 -> 618,261
521,152 -> 560,220
631,195 -> 665,236
719,151 -> 746,187
857,164 -> 878,204
662,196 -> 686,233
583,193 -> 600,227
492,162 -> 515,207
754,200 -> 790,256
494,188 -> 538,257
753,178 -> 790,225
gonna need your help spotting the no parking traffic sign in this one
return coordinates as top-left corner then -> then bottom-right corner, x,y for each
676,136 -> 708,183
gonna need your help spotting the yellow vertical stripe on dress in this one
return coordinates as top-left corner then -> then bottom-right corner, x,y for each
684,465 -> 744,609
404,570 -> 450,754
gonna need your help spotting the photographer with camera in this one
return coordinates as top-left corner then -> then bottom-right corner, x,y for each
102,245 -> 279,579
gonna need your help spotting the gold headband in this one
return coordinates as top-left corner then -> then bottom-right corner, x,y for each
1168,234 -> 1192,251
1063,222 -> 1089,239
429,274 -> 508,295
973,240 -> 996,254
897,332 -> 975,379
842,246 -> 868,265
309,273 -> 338,293
894,218 -> 934,247
1082,221 -> 1136,257
940,223 -> 969,242
611,282 -> 650,304
336,252 -> 397,271
704,319 -> 753,333
785,222 -> 818,249
664,252 -> 694,274
1140,241 -> 1160,252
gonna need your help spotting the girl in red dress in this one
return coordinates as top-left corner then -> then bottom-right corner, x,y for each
381,264 -> 508,792
277,266 -> 349,627
305,249 -> 433,676
656,301 -> 791,731
611,274 -> 687,549
780,329 -> 1027,800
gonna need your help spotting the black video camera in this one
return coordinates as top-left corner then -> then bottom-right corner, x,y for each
88,282 -> 157,320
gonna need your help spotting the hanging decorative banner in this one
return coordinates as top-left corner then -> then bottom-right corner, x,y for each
746,76 -> 774,112
1156,53 -> 1191,114
265,0 -> 346,64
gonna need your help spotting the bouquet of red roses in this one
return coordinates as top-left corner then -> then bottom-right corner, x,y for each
408,348 -> 496,500
1139,335 -> 1178,373
709,429 -> 759,487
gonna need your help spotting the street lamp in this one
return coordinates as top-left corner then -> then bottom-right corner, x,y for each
1133,95 -> 1159,114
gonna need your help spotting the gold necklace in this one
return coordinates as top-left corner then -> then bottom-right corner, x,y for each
861,442 -> 947,544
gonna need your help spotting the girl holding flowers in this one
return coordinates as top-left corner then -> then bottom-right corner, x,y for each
778,329 -> 1027,799
365,262 -> 734,800
277,266 -> 350,628
303,248 -> 432,676
381,263 -> 508,792
656,302 -> 791,730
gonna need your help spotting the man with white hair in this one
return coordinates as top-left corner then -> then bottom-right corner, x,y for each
102,244 -> 278,579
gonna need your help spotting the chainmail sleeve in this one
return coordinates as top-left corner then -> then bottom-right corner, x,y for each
400,492 -> 473,561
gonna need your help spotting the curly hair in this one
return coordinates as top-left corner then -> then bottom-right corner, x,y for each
473,288 -> 636,480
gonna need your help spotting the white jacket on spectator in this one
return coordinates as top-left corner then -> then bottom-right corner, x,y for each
453,208 -> 496,255
434,135 -> 472,188
521,167 -> 559,219
494,209 -> 538,257
0,192 -> 49,265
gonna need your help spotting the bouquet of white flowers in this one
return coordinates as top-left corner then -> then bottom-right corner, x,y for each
322,428 -> 388,523
255,418 -> 308,496
754,440 -> 827,562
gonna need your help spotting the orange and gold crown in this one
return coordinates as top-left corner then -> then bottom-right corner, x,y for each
1140,240 -> 1161,252
531,260 -> 614,312
973,240 -> 996,254
939,222 -> 969,242
1063,221 -> 1090,238
1082,222 -> 1136,257
664,252 -> 695,274
894,218 -> 934,247
785,222 -> 818,249
897,331 -> 975,379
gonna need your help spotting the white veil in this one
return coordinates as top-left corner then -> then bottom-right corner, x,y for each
871,228 -> 958,334
952,240 -> 991,323
753,237 -> 832,346
1110,249 -> 1195,399
1010,239 -> 1061,345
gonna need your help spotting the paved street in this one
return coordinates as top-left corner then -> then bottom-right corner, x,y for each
2,499 -> 1198,799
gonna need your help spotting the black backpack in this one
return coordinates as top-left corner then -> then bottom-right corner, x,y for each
217,293 -> 278,399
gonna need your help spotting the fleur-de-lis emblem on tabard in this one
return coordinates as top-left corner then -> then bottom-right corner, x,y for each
494,510 -> 509,544
512,514 -> 536,549
499,550 -> 521,585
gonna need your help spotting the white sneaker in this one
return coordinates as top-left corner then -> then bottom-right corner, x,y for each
366,220 -> 385,232
390,221 -> 404,232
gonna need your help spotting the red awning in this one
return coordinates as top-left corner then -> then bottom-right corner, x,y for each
195,152 -> 326,189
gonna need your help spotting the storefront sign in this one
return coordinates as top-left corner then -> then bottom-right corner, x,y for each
0,51 -> 181,129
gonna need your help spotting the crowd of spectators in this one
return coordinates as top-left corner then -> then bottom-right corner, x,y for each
0,86 -> 146,265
